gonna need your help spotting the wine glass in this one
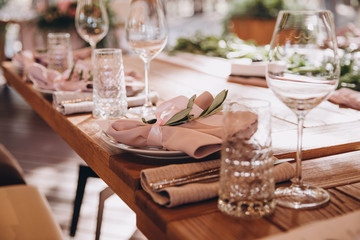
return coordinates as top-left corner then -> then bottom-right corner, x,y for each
125,0 -> 168,119
75,0 -> 109,55
266,10 -> 340,209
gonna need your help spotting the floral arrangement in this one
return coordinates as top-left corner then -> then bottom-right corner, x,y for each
36,0 -> 115,30
36,0 -> 77,29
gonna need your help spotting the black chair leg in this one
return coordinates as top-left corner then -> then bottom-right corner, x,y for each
70,165 -> 98,237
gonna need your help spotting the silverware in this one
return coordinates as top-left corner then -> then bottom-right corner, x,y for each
149,157 -> 294,191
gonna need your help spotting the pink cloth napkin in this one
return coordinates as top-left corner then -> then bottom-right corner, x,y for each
11,50 -> 35,77
28,62 -> 92,92
101,92 -> 256,159
28,60 -> 145,95
328,88 -> 360,110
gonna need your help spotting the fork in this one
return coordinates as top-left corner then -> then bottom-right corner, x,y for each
148,157 -> 294,191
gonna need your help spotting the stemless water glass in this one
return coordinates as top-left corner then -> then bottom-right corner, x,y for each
75,0 -> 109,55
47,33 -> 73,72
218,99 -> 275,218
93,48 -> 128,119
125,0 -> 168,119
266,10 -> 340,209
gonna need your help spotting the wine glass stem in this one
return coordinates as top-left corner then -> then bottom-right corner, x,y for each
294,115 -> 305,186
90,42 -> 96,62
143,59 -> 152,107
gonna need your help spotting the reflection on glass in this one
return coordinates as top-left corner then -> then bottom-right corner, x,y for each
75,0 -> 109,54
126,0 -> 168,119
266,10 -> 340,209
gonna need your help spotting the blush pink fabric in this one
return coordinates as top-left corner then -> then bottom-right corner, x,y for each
28,62 -> 91,92
101,92 -> 255,159
27,59 -> 145,94
329,88 -> 360,110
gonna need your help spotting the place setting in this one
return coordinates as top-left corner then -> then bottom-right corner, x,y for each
5,2 -> 346,214
92,9 -> 338,214
10,0 -> 161,117
3,0 -> 360,239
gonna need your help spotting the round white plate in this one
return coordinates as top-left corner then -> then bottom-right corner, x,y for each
32,85 -> 158,108
101,132 -> 190,159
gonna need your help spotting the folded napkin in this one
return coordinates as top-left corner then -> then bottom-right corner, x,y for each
53,91 -> 159,115
11,48 -> 92,77
228,75 -> 268,88
28,62 -> 92,92
28,60 -> 145,95
53,91 -> 93,115
100,91 -> 239,158
141,160 -> 296,208
11,50 -> 35,77
328,88 -> 360,110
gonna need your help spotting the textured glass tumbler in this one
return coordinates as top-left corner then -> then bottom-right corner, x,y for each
93,48 -> 128,119
218,99 -> 275,218
47,33 -> 73,72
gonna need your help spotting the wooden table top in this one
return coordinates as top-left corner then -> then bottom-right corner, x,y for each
2,56 -> 360,240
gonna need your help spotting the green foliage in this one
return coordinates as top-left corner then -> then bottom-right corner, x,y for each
339,50 -> 360,90
165,95 -> 196,126
169,33 -> 268,62
0,0 -> 7,9
164,90 -> 228,126
199,90 -> 228,118
37,0 -> 116,30
143,90 -> 228,126
226,0 -> 284,21
37,3 -> 77,29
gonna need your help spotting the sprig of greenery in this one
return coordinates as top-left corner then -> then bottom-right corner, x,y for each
67,63 -> 76,81
199,90 -> 228,118
142,90 -> 228,126
169,33 -> 267,62
165,95 -> 196,126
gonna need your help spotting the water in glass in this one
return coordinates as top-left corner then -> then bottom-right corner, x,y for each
266,10 -> 340,209
218,99 -> 275,218
93,48 -> 127,119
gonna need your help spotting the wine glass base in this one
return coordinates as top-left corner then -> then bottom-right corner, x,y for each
275,184 -> 330,209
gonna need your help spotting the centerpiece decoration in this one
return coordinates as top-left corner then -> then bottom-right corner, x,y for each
35,0 -> 117,49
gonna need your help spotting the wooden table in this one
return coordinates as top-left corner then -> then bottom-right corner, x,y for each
2,57 -> 360,240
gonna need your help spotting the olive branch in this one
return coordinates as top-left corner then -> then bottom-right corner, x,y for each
142,89 -> 228,126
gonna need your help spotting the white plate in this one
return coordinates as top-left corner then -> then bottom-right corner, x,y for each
32,85 -> 159,108
101,132 -> 190,159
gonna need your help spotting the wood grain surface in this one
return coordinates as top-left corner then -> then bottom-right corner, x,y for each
3,56 -> 360,240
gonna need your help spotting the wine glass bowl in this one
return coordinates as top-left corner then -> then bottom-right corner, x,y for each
126,0 -> 168,119
266,10 -> 340,209
75,0 -> 109,52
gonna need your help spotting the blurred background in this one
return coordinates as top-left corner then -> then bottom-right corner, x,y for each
1,0 -> 360,59
1,1 -> 360,239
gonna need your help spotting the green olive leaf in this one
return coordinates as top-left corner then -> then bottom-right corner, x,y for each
142,118 -> 157,124
200,89 -> 228,117
165,94 -> 196,126
67,63 -> 76,81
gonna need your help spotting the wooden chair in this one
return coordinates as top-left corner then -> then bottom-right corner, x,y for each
0,144 -> 26,187
0,144 -> 64,240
